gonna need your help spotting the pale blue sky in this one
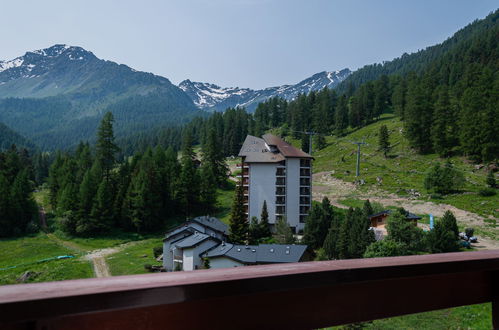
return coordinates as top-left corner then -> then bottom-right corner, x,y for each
0,0 -> 496,89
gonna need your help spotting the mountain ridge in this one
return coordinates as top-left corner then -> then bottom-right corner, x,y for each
179,68 -> 351,112
0,44 -> 199,150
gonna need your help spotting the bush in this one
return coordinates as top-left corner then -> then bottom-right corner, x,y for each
153,246 -> 163,258
465,228 -> 474,238
486,170 -> 496,188
363,240 -> 408,258
424,162 -> 464,194
478,188 -> 496,196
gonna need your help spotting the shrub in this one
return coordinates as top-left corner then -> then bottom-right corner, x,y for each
153,246 -> 163,258
478,188 -> 496,196
424,162 -> 464,194
486,170 -> 496,188
363,240 -> 408,258
465,227 -> 474,238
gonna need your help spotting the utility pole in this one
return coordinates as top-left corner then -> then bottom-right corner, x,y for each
352,141 -> 366,177
293,130 -> 318,155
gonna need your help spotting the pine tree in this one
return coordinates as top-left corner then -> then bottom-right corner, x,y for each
335,95 -> 349,135
427,213 -> 460,253
178,131 -> 200,215
378,125 -> 390,158
258,200 -> 272,239
440,210 -> 459,240
96,112 -> 119,179
275,216 -> 295,244
229,181 -> 248,244
88,178 -> 114,233
431,86 -> 456,157
248,216 -> 260,244
202,128 -> 228,187
302,203 -> 324,249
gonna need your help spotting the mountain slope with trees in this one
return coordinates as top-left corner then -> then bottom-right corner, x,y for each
0,45 -> 199,150
0,122 -> 36,151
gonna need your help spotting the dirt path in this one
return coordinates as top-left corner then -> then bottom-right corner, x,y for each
313,171 -> 499,250
46,233 -> 139,278
82,241 -> 140,277
38,208 -> 47,230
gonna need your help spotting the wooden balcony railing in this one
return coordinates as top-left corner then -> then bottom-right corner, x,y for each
1,250 -> 498,330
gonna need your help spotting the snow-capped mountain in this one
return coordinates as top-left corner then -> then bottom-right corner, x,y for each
0,44 -> 197,149
179,68 -> 351,112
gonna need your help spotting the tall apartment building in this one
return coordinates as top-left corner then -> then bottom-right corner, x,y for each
238,134 -> 313,233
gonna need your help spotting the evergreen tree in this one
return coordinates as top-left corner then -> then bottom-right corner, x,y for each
378,125 -> 390,158
424,161 -> 464,194
335,95 -> 349,135
486,171 -> 496,188
275,216 -> 295,244
431,86 -> 457,157
427,212 -> 460,253
258,200 -> 272,239
248,216 -> 260,244
202,128 -> 228,187
440,210 -> 459,240
178,131 -> 200,215
228,181 -> 248,244
96,112 -> 119,179
386,209 -> 425,254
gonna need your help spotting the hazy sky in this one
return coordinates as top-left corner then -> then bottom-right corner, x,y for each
0,0 -> 496,89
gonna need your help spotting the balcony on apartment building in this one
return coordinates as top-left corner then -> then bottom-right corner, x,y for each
1,250 -> 498,329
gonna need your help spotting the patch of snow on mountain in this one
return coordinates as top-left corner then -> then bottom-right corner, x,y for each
0,58 -> 24,72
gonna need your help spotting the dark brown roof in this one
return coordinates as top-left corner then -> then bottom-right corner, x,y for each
238,135 -> 286,163
238,134 -> 312,163
262,134 -> 313,159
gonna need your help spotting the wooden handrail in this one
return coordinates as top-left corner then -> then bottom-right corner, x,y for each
1,250 -> 498,329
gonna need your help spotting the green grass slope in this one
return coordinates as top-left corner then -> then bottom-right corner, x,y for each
309,114 -> 498,220
0,234 -> 93,285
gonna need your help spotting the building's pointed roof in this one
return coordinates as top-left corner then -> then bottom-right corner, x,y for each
238,134 -> 312,163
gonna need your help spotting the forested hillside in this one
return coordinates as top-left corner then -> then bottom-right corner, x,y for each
0,122 -> 36,151
336,9 -> 499,93
0,45 -> 199,150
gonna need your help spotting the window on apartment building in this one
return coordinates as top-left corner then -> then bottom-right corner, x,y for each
300,168 -> 310,176
300,205 -> 310,214
300,159 -> 311,167
276,177 -> 286,185
300,187 -> 310,195
300,196 -> 310,204
276,196 -> 285,205
276,168 -> 286,176
299,215 -> 307,223
300,178 -> 310,186
278,160 -> 286,167
276,187 -> 286,195
276,206 -> 285,214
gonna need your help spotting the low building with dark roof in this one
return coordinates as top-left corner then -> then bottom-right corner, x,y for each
203,243 -> 310,269
163,216 -> 228,271
163,216 -> 309,271
368,210 -> 422,228
238,134 -> 313,234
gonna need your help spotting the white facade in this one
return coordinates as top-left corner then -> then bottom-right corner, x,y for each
248,163 -> 278,226
286,158 -> 301,230
244,157 -> 312,233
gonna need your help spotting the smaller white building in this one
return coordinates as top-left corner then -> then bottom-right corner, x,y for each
163,216 -> 228,271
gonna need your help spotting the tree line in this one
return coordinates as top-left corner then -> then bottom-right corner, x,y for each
46,112 -> 227,236
0,146 -> 38,237
301,198 -> 462,260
